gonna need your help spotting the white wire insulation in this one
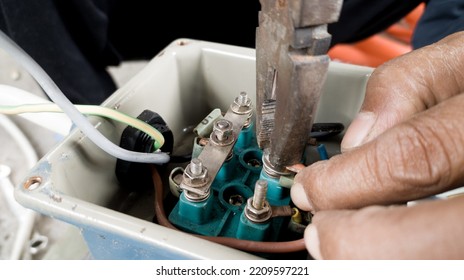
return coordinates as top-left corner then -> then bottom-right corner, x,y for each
0,84 -> 72,136
0,103 -> 165,150
0,30 -> 169,164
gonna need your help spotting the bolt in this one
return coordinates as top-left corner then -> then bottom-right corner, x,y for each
234,92 -> 251,108
237,92 -> 249,106
252,180 -> 268,210
216,119 -> 230,130
243,176 -> 272,224
182,158 -> 209,201
245,183 -> 272,223
189,158 -> 203,176
183,158 -> 208,187
231,92 -> 253,115
213,119 -> 233,142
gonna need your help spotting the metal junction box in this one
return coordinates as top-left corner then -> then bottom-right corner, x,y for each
14,40 -> 372,259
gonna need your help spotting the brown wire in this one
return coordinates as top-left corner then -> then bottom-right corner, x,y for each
151,165 -> 306,254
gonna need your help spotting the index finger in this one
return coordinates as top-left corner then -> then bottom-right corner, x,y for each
291,93 -> 464,212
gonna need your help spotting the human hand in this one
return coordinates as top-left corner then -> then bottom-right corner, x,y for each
290,32 -> 464,259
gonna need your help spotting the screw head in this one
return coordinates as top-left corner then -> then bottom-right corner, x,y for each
214,119 -> 232,132
210,119 -> 234,146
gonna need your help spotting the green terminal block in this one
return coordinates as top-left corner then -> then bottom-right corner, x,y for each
169,115 -> 291,241
237,213 -> 271,241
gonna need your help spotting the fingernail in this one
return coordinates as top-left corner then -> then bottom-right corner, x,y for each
290,183 -> 314,212
341,112 -> 376,152
305,225 -> 322,259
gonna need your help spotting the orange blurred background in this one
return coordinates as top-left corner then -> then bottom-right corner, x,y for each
328,4 -> 425,67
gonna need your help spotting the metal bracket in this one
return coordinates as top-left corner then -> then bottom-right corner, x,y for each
180,94 -> 252,201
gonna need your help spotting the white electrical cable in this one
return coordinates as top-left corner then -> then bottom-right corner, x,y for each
0,30 -> 169,164
0,103 -> 165,150
0,84 -> 71,136
0,116 -> 38,260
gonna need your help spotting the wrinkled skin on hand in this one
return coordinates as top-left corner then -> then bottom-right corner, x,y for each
291,32 -> 464,259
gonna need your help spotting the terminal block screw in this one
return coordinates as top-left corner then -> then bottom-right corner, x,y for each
231,91 -> 253,116
184,158 -> 208,183
215,119 -> 232,141
189,158 -> 203,176
182,158 -> 210,202
210,119 -> 234,146
252,180 -> 268,210
237,91 -> 251,107
245,179 -> 272,223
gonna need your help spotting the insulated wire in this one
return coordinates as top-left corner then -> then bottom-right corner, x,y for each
151,166 -> 306,254
0,84 -> 72,136
0,30 -> 169,164
0,104 -> 165,150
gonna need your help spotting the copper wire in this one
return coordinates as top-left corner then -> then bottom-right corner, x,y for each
151,165 -> 306,254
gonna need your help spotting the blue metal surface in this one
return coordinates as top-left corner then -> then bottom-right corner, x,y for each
82,228 -> 191,260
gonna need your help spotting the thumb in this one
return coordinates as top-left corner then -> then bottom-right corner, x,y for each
305,195 -> 464,259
